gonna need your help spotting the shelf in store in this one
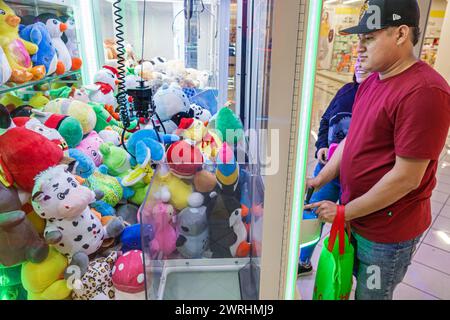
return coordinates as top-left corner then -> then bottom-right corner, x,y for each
0,70 -> 81,95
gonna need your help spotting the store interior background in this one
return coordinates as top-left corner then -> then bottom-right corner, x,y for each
298,0 -> 450,300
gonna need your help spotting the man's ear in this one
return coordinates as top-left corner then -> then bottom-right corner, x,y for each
397,25 -> 410,45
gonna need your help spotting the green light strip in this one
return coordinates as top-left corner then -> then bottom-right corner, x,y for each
285,0 -> 322,300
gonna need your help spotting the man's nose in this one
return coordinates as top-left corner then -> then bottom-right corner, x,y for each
357,41 -> 367,53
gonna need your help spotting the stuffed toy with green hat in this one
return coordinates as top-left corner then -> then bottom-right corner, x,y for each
31,109 -> 83,148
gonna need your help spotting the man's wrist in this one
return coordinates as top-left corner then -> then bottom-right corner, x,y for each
343,204 -> 351,222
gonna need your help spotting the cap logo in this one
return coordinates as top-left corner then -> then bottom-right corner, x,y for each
393,14 -> 401,21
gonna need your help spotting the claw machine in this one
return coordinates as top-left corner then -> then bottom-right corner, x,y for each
89,0 -> 329,300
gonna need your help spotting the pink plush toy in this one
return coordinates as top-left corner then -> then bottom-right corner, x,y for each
112,250 -> 145,300
149,202 -> 177,260
76,131 -> 104,166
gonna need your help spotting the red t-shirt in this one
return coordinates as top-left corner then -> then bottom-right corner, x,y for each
340,61 -> 450,243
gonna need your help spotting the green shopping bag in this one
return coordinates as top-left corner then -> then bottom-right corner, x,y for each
313,205 -> 354,300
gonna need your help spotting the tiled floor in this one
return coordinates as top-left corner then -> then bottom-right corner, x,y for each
297,77 -> 450,300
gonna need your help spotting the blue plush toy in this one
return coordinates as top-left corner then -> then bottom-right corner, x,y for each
19,22 -> 58,76
68,149 -> 135,216
121,224 -> 155,253
126,129 -> 180,166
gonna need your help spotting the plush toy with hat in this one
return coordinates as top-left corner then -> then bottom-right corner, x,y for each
0,45 -> 12,85
19,22 -> 60,76
85,66 -> 119,109
0,0 -> 45,83
13,117 -> 68,153
190,103 -> 212,123
44,98 -> 97,136
0,105 -> 64,193
210,107 -> 244,145
112,250 -> 146,300
0,182 -> 49,267
21,247 -> 72,300
31,164 -> 125,260
36,13 -> 81,72
31,109 -> 83,148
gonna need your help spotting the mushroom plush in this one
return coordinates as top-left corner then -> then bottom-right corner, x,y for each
112,250 -> 146,300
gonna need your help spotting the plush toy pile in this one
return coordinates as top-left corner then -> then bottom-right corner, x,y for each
0,54 -> 264,299
0,0 -> 82,86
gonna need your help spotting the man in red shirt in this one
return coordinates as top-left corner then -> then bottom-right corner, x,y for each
305,0 -> 450,299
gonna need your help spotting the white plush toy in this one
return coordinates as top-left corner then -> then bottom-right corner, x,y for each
99,129 -> 121,146
0,46 -> 12,85
153,82 -> 191,133
85,66 -> 119,108
190,104 -> 212,123
150,56 -> 168,73
62,16 -> 80,59
31,165 -> 124,260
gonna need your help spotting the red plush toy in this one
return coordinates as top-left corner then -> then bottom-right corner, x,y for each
166,140 -> 204,179
0,126 -> 64,192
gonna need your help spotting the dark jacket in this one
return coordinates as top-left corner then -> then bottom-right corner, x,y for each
315,81 -> 359,158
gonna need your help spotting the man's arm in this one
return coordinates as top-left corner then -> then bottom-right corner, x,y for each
344,156 -> 430,221
309,138 -> 346,189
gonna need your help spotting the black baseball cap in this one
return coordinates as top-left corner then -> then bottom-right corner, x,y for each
340,0 -> 420,35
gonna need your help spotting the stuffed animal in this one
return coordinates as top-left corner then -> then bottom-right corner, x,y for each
0,45 -> 11,85
121,224 -> 154,253
112,250 -> 145,300
153,83 -> 191,133
84,66 -> 119,108
0,93 -> 23,112
147,201 -> 177,259
0,183 -> 49,267
190,103 -> 212,123
116,204 -> 139,225
193,170 -> 217,193
69,148 -> 134,216
183,68 -> 210,88
89,101 -> 136,138
98,143 -> 149,206
176,198 -> 209,259
36,13 -> 81,72
126,129 -> 180,166
21,247 -> 72,300
19,22 -> 60,76
60,16 -> 81,64
44,98 -> 97,136
49,86 -> 90,103
99,128 -> 121,146
0,106 -> 64,192
13,117 -> 68,153
210,107 -> 244,145
0,0 -> 45,83
75,131 -> 104,166
151,164 -> 195,211
29,92 -> 50,109
31,109 -> 83,148
31,164 -> 125,259
71,251 -> 117,300
150,56 -> 168,73
166,140 -> 204,179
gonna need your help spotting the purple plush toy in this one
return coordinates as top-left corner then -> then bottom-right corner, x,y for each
76,131 -> 104,167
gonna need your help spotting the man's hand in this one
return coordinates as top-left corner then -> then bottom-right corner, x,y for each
317,148 -> 329,165
304,201 -> 339,223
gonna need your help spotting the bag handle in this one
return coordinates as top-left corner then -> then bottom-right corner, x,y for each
327,205 -> 347,255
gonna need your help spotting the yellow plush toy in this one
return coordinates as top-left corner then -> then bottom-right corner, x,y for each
0,93 -> 23,111
0,0 -> 45,83
151,165 -> 194,210
29,93 -> 50,110
21,248 -> 72,300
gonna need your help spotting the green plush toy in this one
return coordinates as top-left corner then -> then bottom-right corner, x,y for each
212,107 -> 244,145
89,102 -> 137,137
31,109 -> 83,148
99,142 -> 149,205
28,93 -> 50,110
